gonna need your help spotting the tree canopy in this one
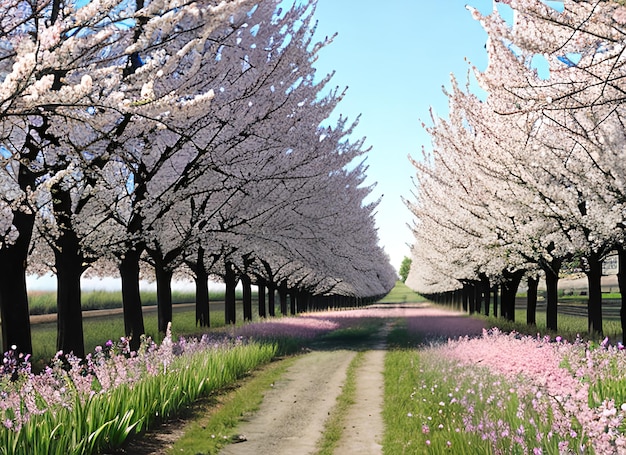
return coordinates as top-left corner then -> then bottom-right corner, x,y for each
406,0 -> 626,338
0,0 -> 396,355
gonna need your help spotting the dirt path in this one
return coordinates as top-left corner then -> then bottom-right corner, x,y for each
333,329 -> 387,454
220,349 -> 357,455
220,321 -> 391,455
120,303 -> 486,455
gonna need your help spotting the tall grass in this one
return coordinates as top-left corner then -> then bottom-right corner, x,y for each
383,349 -> 584,454
384,321 -> 626,454
0,329 -> 277,455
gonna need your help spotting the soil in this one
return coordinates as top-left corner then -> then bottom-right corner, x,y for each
111,303 -> 486,455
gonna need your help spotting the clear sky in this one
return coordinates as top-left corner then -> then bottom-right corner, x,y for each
309,0 -> 494,272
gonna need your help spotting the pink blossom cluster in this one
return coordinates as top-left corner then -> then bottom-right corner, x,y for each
303,304 -> 486,337
0,324 -> 244,432
437,329 -> 626,453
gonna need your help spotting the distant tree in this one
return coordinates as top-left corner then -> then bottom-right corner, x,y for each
399,257 -> 412,283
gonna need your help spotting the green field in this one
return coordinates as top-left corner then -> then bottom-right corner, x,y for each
29,301 -> 269,370
27,289 -> 238,315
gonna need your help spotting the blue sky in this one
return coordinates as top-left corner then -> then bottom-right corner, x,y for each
310,0 -> 495,271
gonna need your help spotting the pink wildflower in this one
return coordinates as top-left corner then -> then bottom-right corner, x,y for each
601,337 -> 610,348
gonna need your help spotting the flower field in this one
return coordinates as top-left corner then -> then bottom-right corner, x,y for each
231,305 -> 626,453
5,303 -> 626,454
0,325 -> 276,455
385,327 -> 626,454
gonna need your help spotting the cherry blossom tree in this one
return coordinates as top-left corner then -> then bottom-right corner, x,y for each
408,1 -> 626,339
0,0 -> 257,354
1,0 -> 395,356
0,0 -> 135,354
471,0 -> 626,335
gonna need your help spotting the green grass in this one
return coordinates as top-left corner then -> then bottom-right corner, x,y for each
2,340 -> 278,455
312,318 -> 385,350
476,307 -> 622,342
315,351 -> 365,455
167,356 -> 297,455
386,319 -> 423,349
29,303 -> 271,370
377,281 -> 426,304
28,289 -> 239,315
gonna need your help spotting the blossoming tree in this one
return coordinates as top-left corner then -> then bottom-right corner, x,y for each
408,0 -> 626,338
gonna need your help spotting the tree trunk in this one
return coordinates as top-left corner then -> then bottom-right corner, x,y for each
544,262 -> 561,332
155,263 -> 173,334
52,185 -> 86,359
194,268 -> 210,327
298,291 -> 308,312
492,285 -> 498,318
501,270 -> 524,321
481,275 -> 490,316
467,282 -> 476,314
462,283 -> 469,313
618,247 -> 626,343
586,255 -> 603,336
278,284 -> 288,315
242,274 -> 252,321
289,290 -> 297,315
0,144 -> 40,354
0,233 -> 33,355
268,284 -> 276,317
258,283 -> 266,318
193,248 -> 210,327
474,281 -> 482,314
225,262 -> 237,324
119,250 -> 145,352
55,253 -> 85,358
526,276 -> 539,326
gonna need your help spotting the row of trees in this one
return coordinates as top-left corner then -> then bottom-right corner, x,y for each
406,0 -> 626,340
0,0 -> 396,357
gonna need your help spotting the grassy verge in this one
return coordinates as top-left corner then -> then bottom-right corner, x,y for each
377,281 -> 426,304
28,290 -> 211,315
167,356 -> 297,454
315,351 -> 365,455
382,325 -> 586,454
1,338 -> 277,455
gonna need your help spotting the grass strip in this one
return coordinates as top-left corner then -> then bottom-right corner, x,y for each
315,350 -> 365,455
167,356 -> 298,455
386,318 -> 424,349
476,309 -> 622,341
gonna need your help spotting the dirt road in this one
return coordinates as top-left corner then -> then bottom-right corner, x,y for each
220,349 -> 358,455
220,322 -> 390,455
120,303 -> 486,455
